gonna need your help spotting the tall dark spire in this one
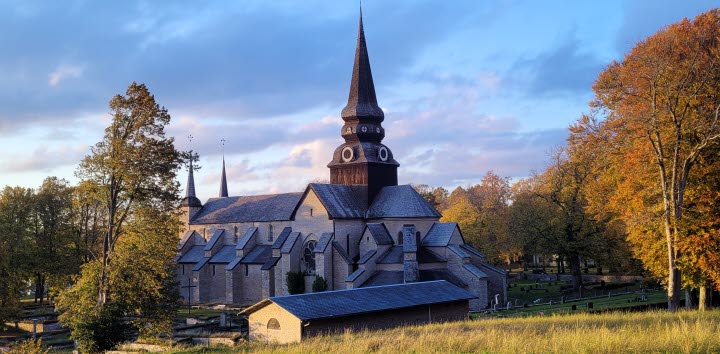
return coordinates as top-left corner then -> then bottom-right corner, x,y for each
219,157 -> 228,198
340,6 -> 384,121
181,154 -> 202,207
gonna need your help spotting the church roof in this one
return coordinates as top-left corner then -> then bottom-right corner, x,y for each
305,184 -> 368,219
378,246 -> 447,264
367,185 -> 442,219
422,222 -> 459,246
272,227 -> 293,249
314,233 -> 334,253
463,264 -> 489,279
361,270 -> 466,288
191,193 -> 303,224
242,280 -> 476,321
209,245 -> 236,264
366,223 -> 393,245
236,227 -> 258,250
241,245 -> 273,265
204,229 -> 225,251
177,245 -> 205,264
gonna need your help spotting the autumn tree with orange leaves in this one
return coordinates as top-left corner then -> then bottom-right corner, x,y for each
581,9 -> 720,311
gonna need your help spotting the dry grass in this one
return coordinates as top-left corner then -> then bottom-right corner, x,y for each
171,310 -> 720,354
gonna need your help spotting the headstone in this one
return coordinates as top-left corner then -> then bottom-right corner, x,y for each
507,301 -> 512,310
571,305 -> 577,311
561,296 -> 565,304
32,319 -> 38,339
587,302 -> 593,309
494,294 -> 500,306
220,313 -> 227,327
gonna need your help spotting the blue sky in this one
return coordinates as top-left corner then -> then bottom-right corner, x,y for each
0,0 -> 716,199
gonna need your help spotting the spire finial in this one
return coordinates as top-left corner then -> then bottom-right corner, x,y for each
219,138 -> 228,198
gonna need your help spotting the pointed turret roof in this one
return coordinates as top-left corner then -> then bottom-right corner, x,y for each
219,157 -> 228,198
181,156 -> 202,207
341,8 -> 384,121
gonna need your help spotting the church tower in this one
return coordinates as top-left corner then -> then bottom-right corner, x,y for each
180,157 -> 202,232
328,9 -> 399,201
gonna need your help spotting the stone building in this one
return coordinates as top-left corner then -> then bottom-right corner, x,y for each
174,12 -> 507,312
241,280 -> 476,343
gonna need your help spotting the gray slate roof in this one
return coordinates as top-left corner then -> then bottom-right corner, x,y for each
362,270 -> 467,288
192,258 -> 210,271
178,230 -> 200,251
307,184 -> 367,219
236,227 -> 257,250
261,257 -> 281,270
209,245 -> 236,263
420,270 -> 467,288
367,185 -> 442,219
366,223 -> 393,245
358,250 -> 377,264
272,227 -> 293,249
448,244 -> 470,259
241,245 -> 273,264
378,246 -> 446,264
191,193 -> 303,224
251,281 -> 474,321
422,222 -> 458,246
332,241 -> 352,264
177,245 -> 205,264
314,233 -> 334,253
204,229 -> 225,251
460,244 -> 484,258
281,232 -> 301,253
463,264 -> 489,278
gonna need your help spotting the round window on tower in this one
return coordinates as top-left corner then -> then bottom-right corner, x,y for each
361,126 -> 368,133
378,146 -> 389,162
341,146 -> 354,162
376,127 -> 381,133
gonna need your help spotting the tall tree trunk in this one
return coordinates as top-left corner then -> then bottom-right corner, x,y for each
699,281 -> 712,311
569,253 -> 583,297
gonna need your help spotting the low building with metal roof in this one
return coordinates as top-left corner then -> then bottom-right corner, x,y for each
241,280 -> 475,343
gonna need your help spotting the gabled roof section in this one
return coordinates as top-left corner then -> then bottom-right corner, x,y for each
272,227 -> 292,249
204,229 -> 225,251
240,245 -> 273,265
422,222 -> 459,247
192,257 -> 210,271
254,281 -> 475,321
377,246 -> 403,264
209,245 -> 236,264
235,227 -> 257,250
358,250 -> 377,265
261,257 -> 281,270
463,264 -> 489,279
366,223 -> 393,245
448,244 -> 470,259
177,230 -> 201,251
296,184 -> 368,219
314,232 -> 334,253
225,257 -> 242,271
177,245 -> 205,264
460,244 -> 485,258
332,241 -> 352,265
367,185 -> 441,219
477,261 -> 507,276
281,232 -> 301,253
191,192 -> 303,224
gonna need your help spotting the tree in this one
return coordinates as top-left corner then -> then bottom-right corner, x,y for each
412,184 -> 449,210
590,10 -> 720,310
0,186 -> 34,327
75,82 -> 184,305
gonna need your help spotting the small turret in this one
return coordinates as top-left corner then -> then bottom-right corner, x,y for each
180,156 -> 202,233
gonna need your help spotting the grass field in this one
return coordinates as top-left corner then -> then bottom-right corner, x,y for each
163,310 -> 720,354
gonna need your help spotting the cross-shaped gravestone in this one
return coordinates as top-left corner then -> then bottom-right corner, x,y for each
181,277 -> 197,316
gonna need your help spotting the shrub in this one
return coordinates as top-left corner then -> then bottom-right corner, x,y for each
312,276 -> 327,292
8,339 -> 48,354
286,271 -> 305,295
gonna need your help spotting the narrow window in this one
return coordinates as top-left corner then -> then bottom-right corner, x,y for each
268,318 -> 280,330
245,264 -> 249,276
310,208 -> 313,217
268,224 -> 274,242
366,236 -> 369,242
234,226 -> 239,243
398,231 -> 403,245
416,231 -> 421,239
212,265 -> 216,276
182,264 -> 185,275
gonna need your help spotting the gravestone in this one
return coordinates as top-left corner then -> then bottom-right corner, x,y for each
571,305 -> 577,311
587,302 -> 593,309
220,313 -> 227,327
507,302 -> 512,310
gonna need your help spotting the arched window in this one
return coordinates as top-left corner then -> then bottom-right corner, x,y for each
303,240 -> 317,275
268,224 -> 274,242
267,318 -> 280,330
397,231 -> 403,245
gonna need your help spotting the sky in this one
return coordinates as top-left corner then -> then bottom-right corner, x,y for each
0,0 -> 716,200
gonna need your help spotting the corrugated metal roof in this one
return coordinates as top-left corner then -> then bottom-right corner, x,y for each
367,185 -> 442,219
366,223 -> 393,245
281,232 -> 300,253
272,227 -> 293,249
240,245 -> 272,264
209,245 -> 236,263
422,222 -> 458,247
177,245 -> 205,264
191,193 -> 303,224
204,229 -> 225,251
308,184 -> 368,219
463,264 -> 489,278
264,281 -> 475,321
236,227 -> 257,250
313,232 -> 334,253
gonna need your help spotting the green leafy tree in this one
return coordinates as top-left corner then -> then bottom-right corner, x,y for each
286,271 -> 306,294
312,275 -> 328,292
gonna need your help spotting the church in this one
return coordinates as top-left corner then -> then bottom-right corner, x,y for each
174,12 -> 506,312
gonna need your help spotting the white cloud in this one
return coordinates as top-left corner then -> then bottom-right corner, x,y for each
48,64 -> 85,87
